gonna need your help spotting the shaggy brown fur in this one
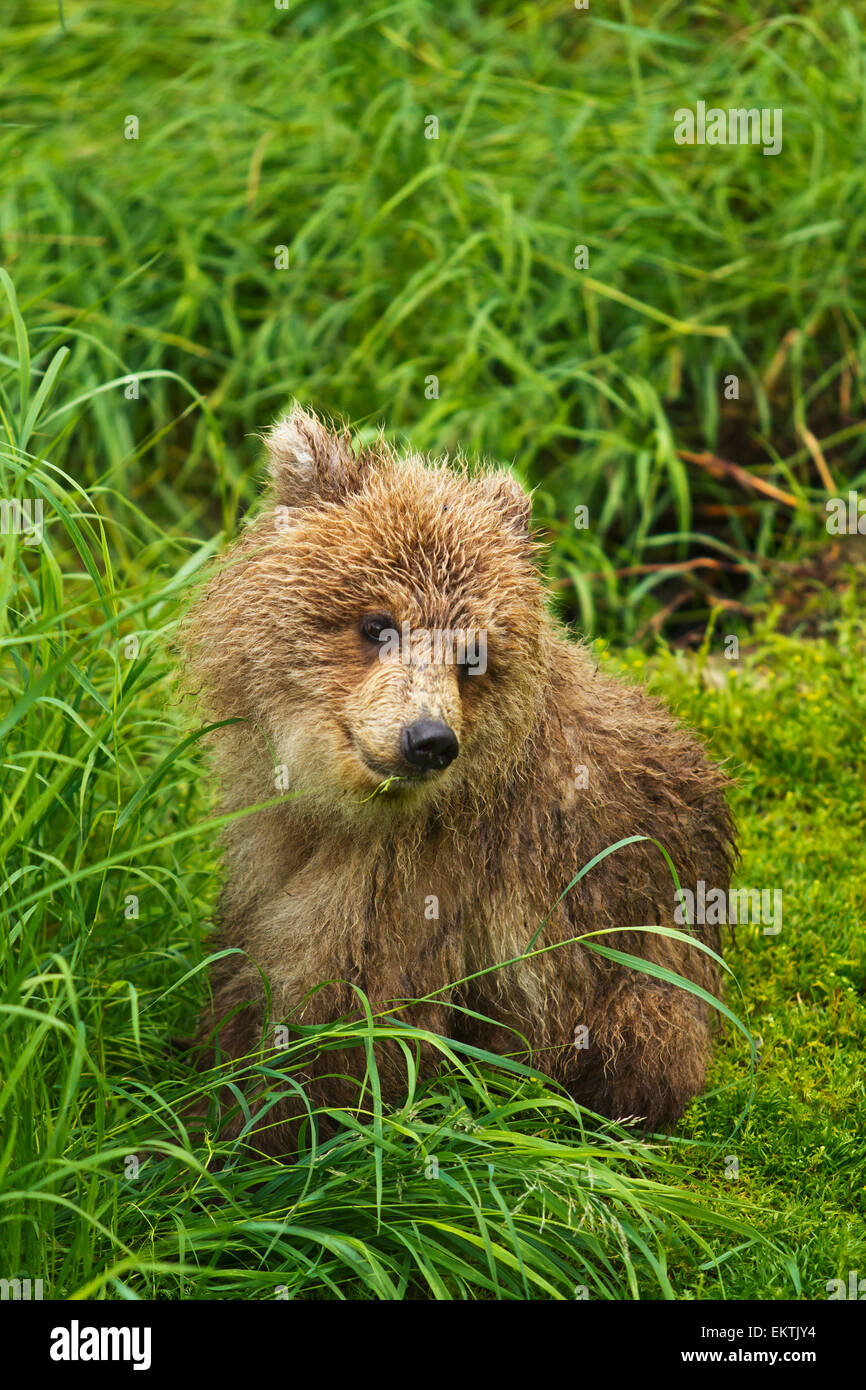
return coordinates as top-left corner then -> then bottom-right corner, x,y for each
180,406 -> 735,1151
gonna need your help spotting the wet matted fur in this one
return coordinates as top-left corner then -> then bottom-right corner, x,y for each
179,406 -> 736,1151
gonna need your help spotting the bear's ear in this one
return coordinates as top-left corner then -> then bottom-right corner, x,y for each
263,405 -> 366,507
479,470 -> 532,537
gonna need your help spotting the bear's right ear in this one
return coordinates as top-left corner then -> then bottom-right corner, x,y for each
479,470 -> 533,538
263,405 -> 367,507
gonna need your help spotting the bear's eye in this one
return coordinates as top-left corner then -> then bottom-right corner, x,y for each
360,613 -> 395,645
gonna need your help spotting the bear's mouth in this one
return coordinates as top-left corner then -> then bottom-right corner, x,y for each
359,751 -> 430,786
345,730 -> 431,787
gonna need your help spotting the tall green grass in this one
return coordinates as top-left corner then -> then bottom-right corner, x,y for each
3,0 -> 865,635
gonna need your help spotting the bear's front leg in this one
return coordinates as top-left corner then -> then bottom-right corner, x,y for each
197,964 -> 458,1153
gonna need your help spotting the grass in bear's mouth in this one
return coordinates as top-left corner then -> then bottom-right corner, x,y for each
360,771 -> 428,800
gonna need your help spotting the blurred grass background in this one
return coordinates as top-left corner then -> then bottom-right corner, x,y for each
4,0 -> 866,635
1,0 -> 864,1300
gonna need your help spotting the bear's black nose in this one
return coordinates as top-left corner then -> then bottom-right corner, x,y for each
401,718 -> 459,771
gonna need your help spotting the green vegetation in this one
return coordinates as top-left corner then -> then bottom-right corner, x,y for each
5,0 -> 866,633
1,0 -> 863,1299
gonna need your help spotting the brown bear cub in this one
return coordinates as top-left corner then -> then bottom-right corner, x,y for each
181,406 -> 735,1152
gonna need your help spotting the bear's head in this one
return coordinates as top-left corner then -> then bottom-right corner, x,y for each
183,406 -> 552,821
